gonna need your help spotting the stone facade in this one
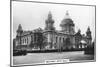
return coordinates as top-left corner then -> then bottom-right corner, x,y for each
14,11 -> 92,50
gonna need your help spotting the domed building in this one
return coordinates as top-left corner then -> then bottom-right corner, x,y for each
14,11 -> 92,51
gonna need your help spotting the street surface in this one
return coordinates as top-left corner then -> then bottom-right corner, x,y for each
13,51 -> 94,65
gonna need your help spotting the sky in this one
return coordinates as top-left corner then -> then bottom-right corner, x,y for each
12,1 -> 95,41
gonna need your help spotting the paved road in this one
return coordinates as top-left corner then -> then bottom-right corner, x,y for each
13,51 -> 94,65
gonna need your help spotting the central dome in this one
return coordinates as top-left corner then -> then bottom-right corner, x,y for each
61,18 -> 73,25
60,11 -> 74,26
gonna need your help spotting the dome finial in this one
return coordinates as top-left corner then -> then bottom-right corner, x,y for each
64,10 -> 70,19
66,10 -> 69,16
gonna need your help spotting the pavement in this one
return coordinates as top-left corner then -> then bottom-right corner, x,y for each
13,51 -> 94,66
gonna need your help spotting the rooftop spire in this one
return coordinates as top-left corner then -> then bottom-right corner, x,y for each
65,10 -> 70,19
48,11 -> 52,19
86,26 -> 91,34
17,24 -> 23,33
78,29 -> 81,33
87,26 -> 90,31
45,11 -> 55,30
18,24 -> 22,30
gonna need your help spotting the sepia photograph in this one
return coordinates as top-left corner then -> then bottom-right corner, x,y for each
11,0 -> 96,66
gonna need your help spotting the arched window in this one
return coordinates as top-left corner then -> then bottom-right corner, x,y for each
56,37 -> 57,43
25,38 -> 26,44
27,37 -> 28,44
59,37 -> 61,43
63,38 -> 64,43
23,38 -> 24,44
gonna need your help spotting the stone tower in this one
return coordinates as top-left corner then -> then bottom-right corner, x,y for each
86,27 -> 92,45
16,24 -> 23,45
45,11 -> 55,31
16,24 -> 23,36
75,29 -> 82,48
44,11 -> 55,49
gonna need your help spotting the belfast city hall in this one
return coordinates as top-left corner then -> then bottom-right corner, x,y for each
13,11 -> 92,51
